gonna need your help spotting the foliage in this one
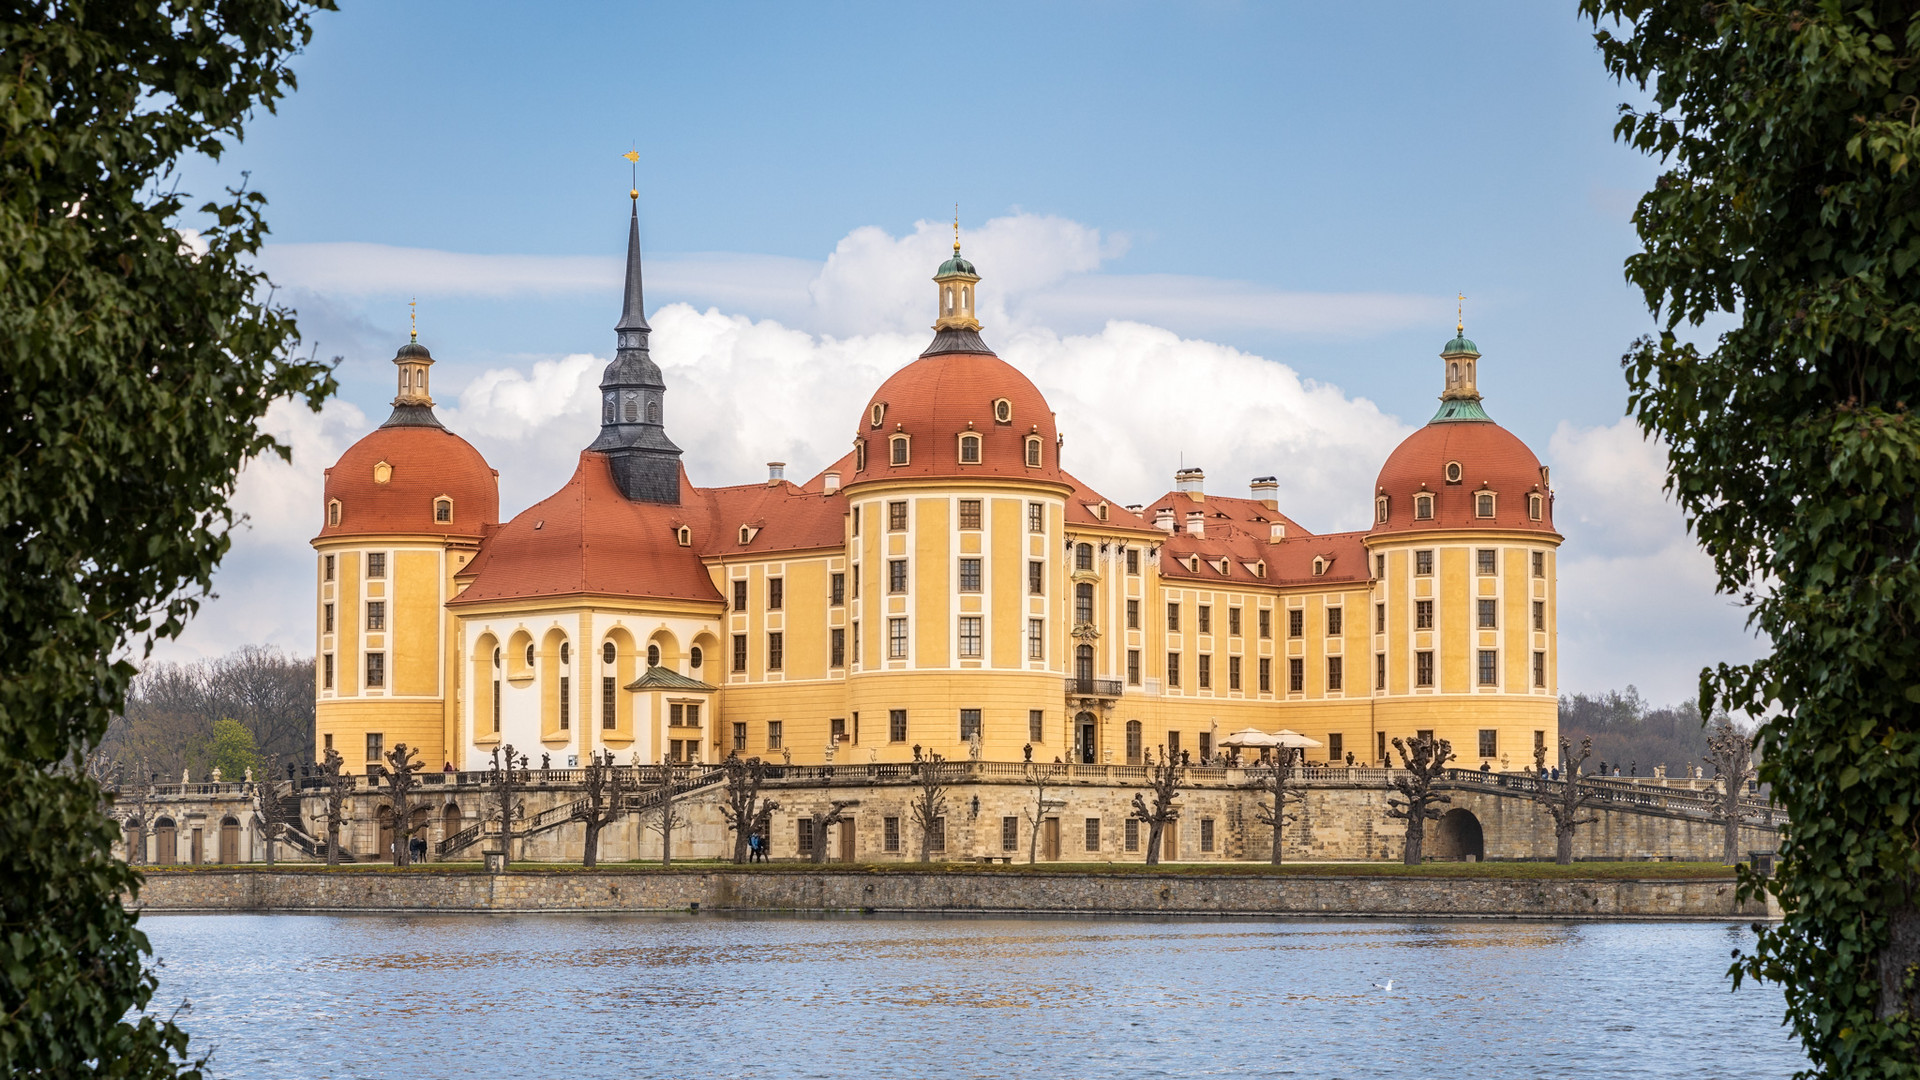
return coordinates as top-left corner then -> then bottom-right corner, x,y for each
0,2 -> 334,1074
1583,1 -> 1920,1072
1558,686 -> 1718,777
106,646 -> 315,778
203,718 -> 260,781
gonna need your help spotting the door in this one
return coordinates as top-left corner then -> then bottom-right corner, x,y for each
1042,817 -> 1061,861
443,804 -> 462,849
1162,821 -> 1177,862
218,817 -> 239,863
1126,720 -> 1143,766
377,807 -> 395,861
189,828 -> 203,865
1075,644 -> 1094,683
1077,713 -> 1097,764
154,819 -> 176,865
837,818 -> 855,863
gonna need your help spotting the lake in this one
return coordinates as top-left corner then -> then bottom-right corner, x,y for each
142,914 -> 1803,1079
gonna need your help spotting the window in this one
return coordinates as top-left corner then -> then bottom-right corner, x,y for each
888,618 -> 908,659
1198,654 -> 1212,689
1116,649 -> 1136,685
322,653 -> 334,689
324,554 -> 335,581
1028,560 -> 1044,595
889,435 -> 910,466
1028,619 -> 1045,660
1529,493 -> 1544,521
1200,731 -> 1213,760
830,628 -> 846,668
1329,732 -> 1345,761
1478,548 -> 1498,575
732,580 -> 747,610
1415,550 -> 1434,575
1375,603 -> 1385,633
1416,650 -> 1434,687
1478,598 -> 1498,629
1288,657 -> 1304,693
1414,494 -> 1434,520
829,717 -> 844,744
959,558 -> 982,593
732,635 -> 747,672
1074,583 -> 1093,623
603,641 -> 616,665
884,816 -> 901,853
675,525 -> 691,547
601,677 -> 614,729
1026,437 -> 1043,468
647,643 -> 659,667
994,398 -> 1013,423
1228,607 -> 1241,636
889,560 -> 908,593
1375,495 -> 1389,523
1259,609 -> 1271,639
855,440 -> 867,471
327,501 -> 341,527
1288,609 -> 1303,638
1476,492 -> 1496,518
367,552 -> 385,578
1376,554 -> 1386,579
1533,601 -> 1546,632
1027,502 -> 1044,532
1167,731 -> 1181,758
1313,557 -> 1328,577
1259,657 -> 1272,693
889,709 -> 907,742
558,675 -> 570,729
762,578 -> 781,610
1003,817 -> 1020,852
1478,729 -> 1498,758
1228,655 -> 1242,691
366,652 -> 385,688
1198,606 -> 1211,634
958,434 -> 982,464
959,709 -> 981,740
889,501 -> 907,530
831,572 -> 845,605
871,402 -> 886,427
1532,551 -> 1545,578
434,498 -> 452,523
494,677 -> 503,731
1478,649 -> 1498,685
1375,652 -> 1386,690
796,819 -> 813,858
1327,656 -> 1343,691
1125,819 -> 1140,852
1326,607 -> 1342,635
767,632 -> 783,670
1082,817 -> 1101,852
324,603 -> 335,633
1533,651 -> 1546,688
731,722 -> 747,752
1029,709 -> 1045,742
1200,818 -> 1215,853
767,720 -> 783,749
1075,543 -> 1093,571
1416,600 -> 1434,629
1167,603 -> 1180,632
959,499 -> 982,529
958,617 -> 982,658
1166,652 -> 1181,688
1445,461 -> 1463,484
1126,548 -> 1140,574
366,732 -> 383,763
929,817 -> 946,853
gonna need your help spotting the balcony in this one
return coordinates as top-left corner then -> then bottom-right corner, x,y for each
1065,677 -> 1123,699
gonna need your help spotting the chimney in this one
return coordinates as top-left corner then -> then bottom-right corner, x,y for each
1250,475 -> 1278,510
1154,507 -> 1176,532
1269,522 -> 1286,543
1175,467 -> 1205,500
823,470 -> 840,494
1185,511 -> 1205,537
767,462 -> 785,487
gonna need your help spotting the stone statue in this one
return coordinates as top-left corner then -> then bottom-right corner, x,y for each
968,729 -> 982,761
912,744 -> 923,762
210,766 -> 222,782
631,752 -> 641,769
782,747 -> 792,765
541,752 -> 551,771
1023,742 -> 1033,763
243,767 -> 252,784
181,769 -> 189,785
823,740 -> 837,764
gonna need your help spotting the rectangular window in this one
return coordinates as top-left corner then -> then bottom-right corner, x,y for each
852,566 -> 860,599
1414,599 -> 1435,629
1416,650 -> 1434,687
959,499 -> 982,530
1027,618 -> 1044,661
1328,732 -> 1344,762
366,652 -> 385,688
1003,816 -> 1020,852
324,733 -> 333,752
602,677 -> 614,729
1126,599 -> 1140,629
1258,657 -> 1272,693
889,709 -> 907,742
559,676 -> 570,729
1166,652 -> 1181,688
1375,603 -> 1385,634
1288,657 -> 1304,693
1533,651 -> 1546,688
1478,649 -> 1498,685
1478,548 -> 1497,575
1326,607 -> 1342,636
767,632 -> 783,670
1085,818 -> 1101,852
889,560 -> 908,593
767,720 -> 783,749
1375,652 -> 1386,690
1199,731 -> 1213,761
1228,655 -> 1242,691
366,732 -> 383,763
366,552 -> 385,578
929,816 -> 946,853
1288,609 -> 1303,638
1259,609 -> 1271,639
1478,729 -> 1498,758
1198,605 -> 1211,634
888,501 -> 908,530
830,572 -> 845,606
1167,731 -> 1181,758
1127,649 -> 1141,685
1028,560 -> 1044,594
323,653 -> 334,689
1200,818 -> 1215,853
1532,551 -> 1545,578
1029,709 -> 1045,742
732,722 -> 747,751
1327,655 -> 1343,692
1533,601 -> 1545,632
797,819 -> 813,857
1125,819 -> 1140,852
830,628 -> 846,668
959,708 -> 982,740
958,617 -> 982,658
732,580 -> 747,610
366,601 -> 385,631
1229,607 -> 1241,636
324,554 -> 335,581
670,702 -> 683,726
1478,598 -> 1497,629
1167,603 -> 1180,632
1198,654 -> 1212,689
1027,502 -> 1044,533
959,557 -> 982,592
1415,550 -> 1434,576
494,679 -> 503,731
1376,553 -> 1386,578
829,717 -> 846,744
888,617 -> 908,659
323,603 -> 334,633
767,578 -> 784,610
1126,548 -> 1139,575
1074,583 -> 1094,623
884,816 -> 900,853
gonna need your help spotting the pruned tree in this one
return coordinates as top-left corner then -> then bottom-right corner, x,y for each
376,742 -> 423,867
721,755 -> 770,864
486,744 -> 524,867
250,754 -> 288,866
117,765 -> 152,867
319,746 -> 354,866
641,762 -> 689,867
1129,746 -> 1185,866
1251,745 -> 1305,865
573,750 -> 628,869
1532,737 -> 1598,865
1023,762 -> 1066,865
1386,734 -> 1454,865
910,753 -> 952,863
750,796 -> 781,860
807,800 -> 861,864
1703,719 -> 1762,866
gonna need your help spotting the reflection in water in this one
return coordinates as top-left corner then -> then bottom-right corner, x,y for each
143,914 -> 1802,1079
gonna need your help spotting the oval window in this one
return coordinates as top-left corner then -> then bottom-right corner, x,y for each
1445,461 -> 1463,484
993,398 -> 1012,424
524,643 -> 534,667
559,642 -> 570,665
602,642 -> 615,665
647,644 -> 661,667
870,402 -> 886,428
690,646 -> 703,668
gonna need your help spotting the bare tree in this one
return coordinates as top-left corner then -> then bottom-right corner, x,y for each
117,764 -> 152,866
910,753 -> 952,863
1386,734 -> 1455,865
750,795 -> 780,860
806,799 -> 861,864
376,742 -> 424,866
1703,718 -> 1762,864
1023,762 -> 1066,865
574,750 -> 629,869
486,744 -> 524,868
1129,746 -> 1185,865
721,755 -> 770,864
250,754 -> 288,866
1531,736 -> 1599,865
1250,745 -> 1305,865
105,646 -> 316,775
641,762 -> 690,867
320,746 -> 354,866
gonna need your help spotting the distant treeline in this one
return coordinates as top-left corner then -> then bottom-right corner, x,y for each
1557,686 -> 1741,778
102,645 -> 313,783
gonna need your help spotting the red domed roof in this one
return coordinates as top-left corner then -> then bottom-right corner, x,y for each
319,424 -> 499,541
1371,420 -> 1556,535
849,349 -> 1065,486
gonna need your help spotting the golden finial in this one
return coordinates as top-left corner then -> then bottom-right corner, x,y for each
953,204 -> 961,255
409,297 -> 417,342
623,148 -> 640,200
1456,292 -> 1465,336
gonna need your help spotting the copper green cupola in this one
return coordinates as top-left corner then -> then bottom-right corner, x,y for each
921,211 -> 994,357
1430,303 -> 1493,423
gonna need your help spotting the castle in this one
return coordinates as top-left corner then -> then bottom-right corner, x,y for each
312,195 -> 1562,776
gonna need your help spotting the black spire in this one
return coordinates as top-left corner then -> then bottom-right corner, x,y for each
588,195 -> 682,503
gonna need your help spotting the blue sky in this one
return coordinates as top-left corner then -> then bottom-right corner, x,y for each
169,2 -> 1760,705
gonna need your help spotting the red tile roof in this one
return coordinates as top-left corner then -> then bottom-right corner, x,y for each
846,349 -> 1065,489
318,425 -> 498,541
1371,420 -> 1557,535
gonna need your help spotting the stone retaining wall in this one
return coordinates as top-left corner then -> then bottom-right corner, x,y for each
134,868 -> 1774,920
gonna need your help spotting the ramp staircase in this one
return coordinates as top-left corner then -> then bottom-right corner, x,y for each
437,766 -> 726,859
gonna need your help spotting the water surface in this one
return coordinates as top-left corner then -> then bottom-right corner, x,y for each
143,914 -> 1802,1079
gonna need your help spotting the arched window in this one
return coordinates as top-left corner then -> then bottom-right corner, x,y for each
890,434 -> 910,466
434,498 -> 452,523
603,394 -> 615,424
1415,494 -> 1434,520
1312,557 -> 1327,576
647,644 -> 661,667
1450,362 -> 1459,385
560,642 -> 571,666
1466,361 -> 1474,383
855,439 -> 867,471
1476,492 -> 1496,518
327,500 -> 341,527
944,286 -> 953,312
961,285 -> 970,309
623,392 -> 639,423
993,398 -> 1012,423
958,433 -> 981,464
1528,493 -> 1544,521
1025,436 -> 1042,468
1375,495 -> 1389,523
646,400 -> 660,424
675,525 -> 691,546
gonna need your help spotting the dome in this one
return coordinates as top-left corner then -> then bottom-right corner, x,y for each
937,254 -> 977,277
1371,420 -> 1555,535
1441,334 -> 1479,356
319,425 -> 499,540
396,341 -> 432,360
851,347 -> 1064,485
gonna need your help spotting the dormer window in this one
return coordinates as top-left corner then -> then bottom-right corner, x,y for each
870,402 -> 886,428
1476,492 -> 1496,518
327,499 -> 341,527
855,438 -> 867,471
1528,493 -> 1544,521
676,525 -> 692,546
890,434 -> 911,466
958,433 -> 982,464
1375,495 -> 1389,523
1312,556 -> 1328,576
1252,560 -> 1266,578
1414,493 -> 1435,520
434,497 -> 452,523
739,525 -> 759,545
1025,436 -> 1043,468
1445,461 -> 1463,484
993,398 -> 1012,424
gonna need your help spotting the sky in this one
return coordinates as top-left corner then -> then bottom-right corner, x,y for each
160,1 -> 1764,706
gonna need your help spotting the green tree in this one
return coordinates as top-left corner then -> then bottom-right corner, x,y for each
1582,2 -> 1920,1074
203,718 -> 260,781
0,3 -> 334,1075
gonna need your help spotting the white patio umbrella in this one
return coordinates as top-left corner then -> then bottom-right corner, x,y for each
1269,729 -> 1324,749
1220,727 -> 1280,747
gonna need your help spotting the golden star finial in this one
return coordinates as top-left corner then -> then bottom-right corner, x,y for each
623,148 -> 640,199
953,204 -> 961,255
409,297 -> 417,342
1456,292 -> 1465,336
